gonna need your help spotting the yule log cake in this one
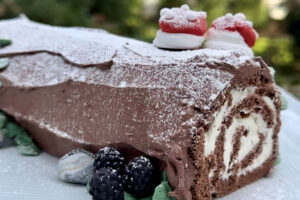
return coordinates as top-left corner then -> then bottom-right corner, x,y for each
0,14 -> 280,200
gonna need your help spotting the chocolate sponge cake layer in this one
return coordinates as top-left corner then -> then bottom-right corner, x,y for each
0,17 -> 281,200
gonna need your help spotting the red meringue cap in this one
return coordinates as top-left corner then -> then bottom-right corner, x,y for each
159,4 -> 207,36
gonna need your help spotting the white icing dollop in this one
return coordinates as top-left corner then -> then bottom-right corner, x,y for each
235,13 -> 246,20
187,12 -> 197,21
204,28 -> 254,56
159,5 -> 206,23
180,4 -> 190,11
165,11 -> 175,20
213,13 -> 253,30
153,29 -> 205,49
160,8 -> 170,16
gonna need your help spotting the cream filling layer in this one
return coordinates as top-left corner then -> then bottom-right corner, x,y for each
222,113 -> 273,179
204,87 -> 256,157
237,96 -> 277,176
204,87 -> 277,180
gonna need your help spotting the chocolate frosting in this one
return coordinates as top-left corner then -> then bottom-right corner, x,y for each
0,17 -> 277,200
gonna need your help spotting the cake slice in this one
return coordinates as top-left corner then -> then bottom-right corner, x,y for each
0,17 -> 281,200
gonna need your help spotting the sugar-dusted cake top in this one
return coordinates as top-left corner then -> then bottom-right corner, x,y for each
0,17 -> 136,67
0,16 -> 265,111
0,17 -> 259,68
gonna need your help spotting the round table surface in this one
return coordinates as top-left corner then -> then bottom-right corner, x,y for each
0,88 -> 300,200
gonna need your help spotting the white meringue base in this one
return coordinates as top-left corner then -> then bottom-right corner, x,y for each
204,29 -> 254,56
153,29 -> 205,49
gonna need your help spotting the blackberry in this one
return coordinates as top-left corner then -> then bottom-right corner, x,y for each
124,156 -> 157,198
94,147 -> 125,172
92,168 -> 124,200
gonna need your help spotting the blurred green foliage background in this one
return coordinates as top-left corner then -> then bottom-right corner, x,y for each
0,0 -> 299,97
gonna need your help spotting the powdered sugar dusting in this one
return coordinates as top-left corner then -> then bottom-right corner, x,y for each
213,13 -> 253,30
159,5 -> 206,30
0,17 -> 138,66
0,17 -> 263,146
11,112 -> 90,144
1,52 -> 233,146
39,120 -> 89,144
3,51 -> 232,110
0,17 -> 259,68
116,41 -> 260,68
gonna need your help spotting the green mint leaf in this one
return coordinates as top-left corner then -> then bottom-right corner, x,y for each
153,182 -> 173,200
0,112 -> 7,129
152,172 -> 175,200
0,39 -> 11,48
3,122 -> 23,138
0,81 -> 2,88
0,112 -> 40,155
15,131 -> 33,146
281,95 -> 288,110
0,58 -> 9,70
124,192 -> 138,200
86,177 -> 92,194
162,171 -> 168,182
124,192 -> 152,200
15,130 -> 41,156
140,196 -> 152,200
17,143 -> 40,156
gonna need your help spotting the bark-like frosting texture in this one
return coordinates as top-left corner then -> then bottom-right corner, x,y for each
0,17 -> 281,200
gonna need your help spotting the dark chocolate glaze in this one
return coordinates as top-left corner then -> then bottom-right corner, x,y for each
0,18 -> 281,200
